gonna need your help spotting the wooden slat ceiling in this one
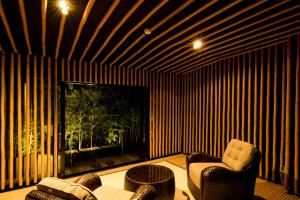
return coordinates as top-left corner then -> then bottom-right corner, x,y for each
0,0 -> 299,74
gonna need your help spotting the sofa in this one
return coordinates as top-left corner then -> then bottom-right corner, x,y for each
25,173 -> 156,200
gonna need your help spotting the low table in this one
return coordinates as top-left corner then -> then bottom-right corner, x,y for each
124,165 -> 175,200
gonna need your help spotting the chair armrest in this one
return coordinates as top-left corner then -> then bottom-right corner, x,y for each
25,190 -> 64,200
74,173 -> 102,191
186,152 -> 222,164
130,184 -> 157,200
201,166 -> 256,200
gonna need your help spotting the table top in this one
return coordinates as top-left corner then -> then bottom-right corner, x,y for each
125,165 -> 174,184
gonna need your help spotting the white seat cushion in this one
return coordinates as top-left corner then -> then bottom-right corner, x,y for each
93,186 -> 134,200
222,139 -> 256,171
189,163 -> 230,188
37,177 -> 97,200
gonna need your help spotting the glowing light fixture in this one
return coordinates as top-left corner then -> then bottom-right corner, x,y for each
144,28 -> 152,35
193,40 -> 203,50
58,0 -> 70,15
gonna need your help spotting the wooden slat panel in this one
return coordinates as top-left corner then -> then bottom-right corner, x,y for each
205,68 -> 209,154
33,55 -> 38,182
272,45 -> 278,181
209,66 -> 214,155
226,58 -> 231,145
67,60 -> 70,81
40,57 -> 45,179
149,72 -> 153,158
190,73 -> 193,153
280,43 -> 286,174
0,54 -> 5,190
174,74 -> 178,153
109,65 -> 112,84
79,62 -> 82,82
104,64 -> 107,84
61,58 -> 65,81
54,60 -> 58,177
95,63 -> 98,83
89,63 -> 92,82
247,52 -> 252,142
9,53 -> 14,188
17,54 -> 23,186
41,0 -> 47,56
162,73 -> 167,156
171,75 -> 175,154
114,65 -> 117,85
236,56 -> 241,139
159,73 -> 163,156
241,54 -> 246,141
231,57 -> 235,140
254,51 -> 259,147
55,15 -> 66,59
284,38 -> 292,187
165,74 -> 172,155
73,60 -> 76,81
84,62 -> 87,82
100,64 -> 103,84
47,57 -> 51,177
195,70 -> 199,152
155,72 -> 159,157
217,62 -> 221,156
183,75 -> 187,153
259,49 -> 265,177
265,47 -> 271,179
25,55 -> 30,185
213,64 -> 218,156
221,60 -> 226,154
201,70 -> 206,152
294,33 -> 300,194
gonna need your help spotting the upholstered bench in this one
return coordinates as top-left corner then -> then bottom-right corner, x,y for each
25,173 -> 156,200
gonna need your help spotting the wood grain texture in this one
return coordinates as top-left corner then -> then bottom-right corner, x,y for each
17,54 -> 23,186
9,53 -> 14,188
294,34 -> 300,194
1,54 -> 5,190
284,38 -> 292,187
265,47 -> 271,179
47,57 -> 51,177
25,55 -> 30,185
33,55 -> 38,183
272,45 -> 278,182
54,60 -> 58,177
40,57 -> 45,179
247,52 -> 252,143
280,43 -> 286,173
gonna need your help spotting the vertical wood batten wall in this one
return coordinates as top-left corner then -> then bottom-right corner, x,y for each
0,54 -> 182,190
181,35 -> 300,194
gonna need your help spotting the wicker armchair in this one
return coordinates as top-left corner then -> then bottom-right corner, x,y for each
186,139 -> 261,200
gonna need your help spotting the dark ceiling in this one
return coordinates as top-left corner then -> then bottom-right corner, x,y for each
0,0 -> 299,74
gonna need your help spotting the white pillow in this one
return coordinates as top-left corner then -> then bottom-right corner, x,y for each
37,177 -> 97,200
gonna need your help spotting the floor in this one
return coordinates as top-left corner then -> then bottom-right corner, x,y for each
0,154 -> 299,200
65,152 -> 140,175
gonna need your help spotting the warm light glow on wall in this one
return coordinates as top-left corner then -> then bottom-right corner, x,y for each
193,40 -> 203,50
58,0 -> 70,15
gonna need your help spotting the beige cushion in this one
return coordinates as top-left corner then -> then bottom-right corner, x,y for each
37,177 -> 97,200
222,139 -> 256,171
189,163 -> 230,188
93,186 -> 134,200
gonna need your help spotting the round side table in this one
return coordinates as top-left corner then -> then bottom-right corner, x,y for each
124,165 -> 175,200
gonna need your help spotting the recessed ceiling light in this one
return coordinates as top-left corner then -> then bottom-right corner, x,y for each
58,0 -> 70,15
193,40 -> 203,50
144,28 -> 152,35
